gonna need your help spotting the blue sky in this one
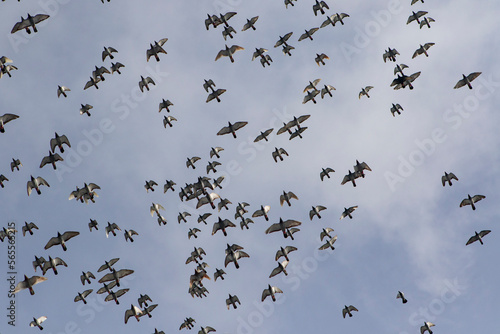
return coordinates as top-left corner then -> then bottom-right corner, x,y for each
1,0 -> 499,333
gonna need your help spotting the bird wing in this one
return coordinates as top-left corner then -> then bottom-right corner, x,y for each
124,309 -> 134,324
412,49 -> 420,59
266,223 -> 281,234
27,180 -> 35,196
31,14 -> 50,25
61,231 -> 80,242
460,198 -> 471,207
115,269 -> 134,279
35,177 -> 50,187
44,236 -> 60,249
261,289 -> 271,301
279,148 -> 288,156
39,156 -> 51,168
341,174 -> 351,185
453,79 -> 466,89
279,194 -> 286,206
53,257 -> 67,266
269,266 -> 283,278
211,222 -> 221,235
424,42 -> 435,49
283,220 -> 301,229
232,121 -> 248,131
471,195 -> 485,203
479,230 -> 491,238
229,45 -> 244,54
308,27 -> 319,35
217,126 -> 231,136
467,72 -> 481,82
11,19 -> 29,34
298,32 -> 309,41
215,49 -> 229,61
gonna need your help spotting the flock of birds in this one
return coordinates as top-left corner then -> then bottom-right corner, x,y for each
0,0 -> 493,334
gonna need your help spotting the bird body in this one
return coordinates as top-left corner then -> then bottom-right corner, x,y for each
50,133 -> 71,153
14,275 -> 47,295
280,191 -> 298,206
383,48 -> 399,62
110,62 -> 125,74
420,17 -> 435,29
320,168 -> 335,180
242,16 -> 259,31
262,285 -> 283,302
460,194 -> 485,210
265,218 -> 301,238
353,160 -> 372,178
320,228 -> 334,241
44,231 -> 79,251
226,294 -> 241,309
40,151 -> 63,169
310,205 -> 327,220
11,13 -> 50,34
147,38 -> 168,62
319,235 -> 337,250
215,45 -> 244,63
269,260 -> 289,277
340,206 -> 358,220
42,256 -> 67,275
217,121 -> 248,138
105,222 -> 121,237
391,103 -> 404,116
420,322 -> 435,334
212,217 -> 236,236
341,170 -> 359,187
159,99 -> 174,112
275,246 -> 297,261
139,76 -> 155,92
30,316 -> 47,330
104,288 -> 129,305
102,46 -> 118,61
124,304 -> 143,324
298,28 -> 319,41
397,291 -> 408,303
57,85 -> 70,98
150,203 -> 165,217
74,289 -> 93,304
466,230 -> 491,245
315,53 -> 329,66
97,258 -> 120,272
79,104 -> 93,116
359,86 -> 374,99
412,43 -> 435,58
454,72 -> 481,89
22,222 -> 38,236
342,305 -> 358,318
124,229 -> 139,242
407,11 -> 428,25
253,205 -> 271,221
81,271 -> 96,285
272,147 -> 288,162
441,172 -> 458,186
98,268 -> 134,287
